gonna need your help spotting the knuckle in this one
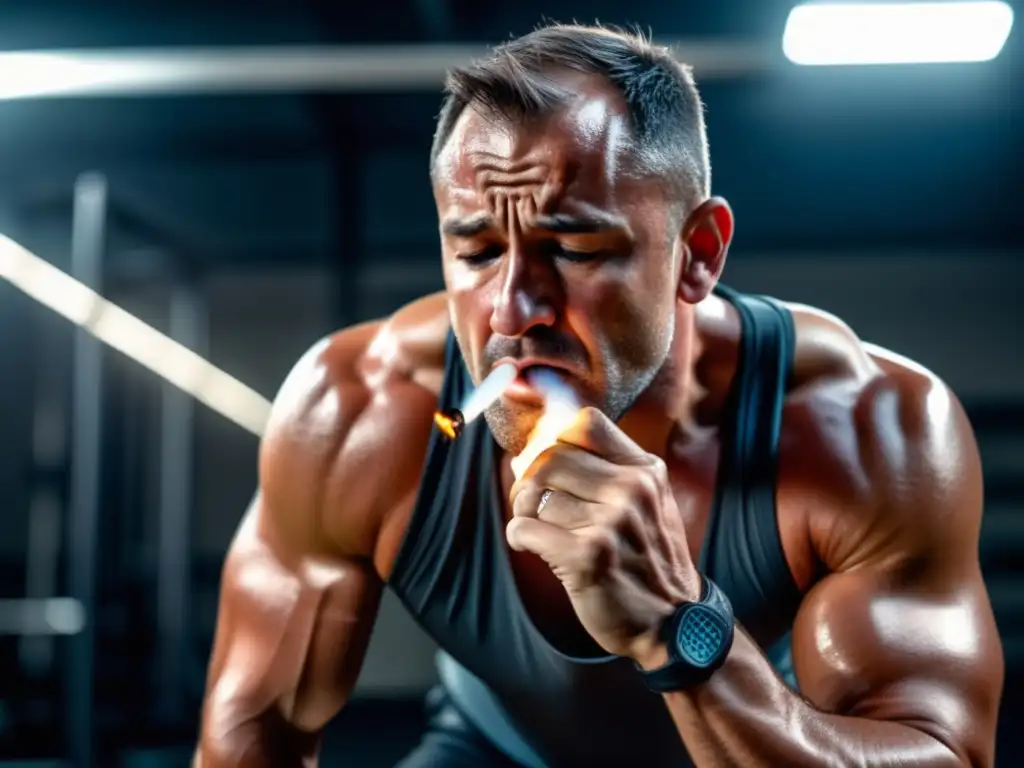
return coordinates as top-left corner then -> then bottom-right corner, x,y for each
628,468 -> 660,508
583,528 -> 618,563
505,516 -> 529,546
531,444 -> 564,477
573,528 -> 620,583
513,488 -> 538,518
646,455 -> 669,487
601,502 -> 627,529
614,505 -> 643,535
578,406 -> 604,435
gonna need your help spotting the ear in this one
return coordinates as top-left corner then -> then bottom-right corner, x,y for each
677,196 -> 734,304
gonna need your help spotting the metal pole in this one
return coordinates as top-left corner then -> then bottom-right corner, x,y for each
66,172 -> 108,768
19,228 -> 70,678
154,273 -> 204,725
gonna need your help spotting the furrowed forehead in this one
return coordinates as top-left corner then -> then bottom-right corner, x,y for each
433,74 -> 642,194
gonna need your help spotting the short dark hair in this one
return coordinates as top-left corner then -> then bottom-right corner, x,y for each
430,23 -> 711,205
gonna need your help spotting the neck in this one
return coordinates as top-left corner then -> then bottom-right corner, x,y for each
615,302 -> 708,458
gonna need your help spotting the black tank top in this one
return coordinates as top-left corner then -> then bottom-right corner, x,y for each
389,285 -> 803,767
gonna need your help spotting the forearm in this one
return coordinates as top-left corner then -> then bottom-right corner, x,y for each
194,746 -> 310,768
195,713 -> 321,768
653,628 -> 965,768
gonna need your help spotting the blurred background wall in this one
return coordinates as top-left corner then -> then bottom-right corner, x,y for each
0,0 -> 1021,765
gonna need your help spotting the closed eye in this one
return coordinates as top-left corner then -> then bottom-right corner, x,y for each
457,245 -> 503,267
456,243 -> 605,267
544,242 -> 603,263
556,248 -> 602,263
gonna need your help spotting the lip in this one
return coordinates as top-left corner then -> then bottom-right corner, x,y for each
492,357 -> 575,376
492,358 -> 575,405
503,376 -> 546,405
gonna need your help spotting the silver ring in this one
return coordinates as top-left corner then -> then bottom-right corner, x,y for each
537,489 -> 554,515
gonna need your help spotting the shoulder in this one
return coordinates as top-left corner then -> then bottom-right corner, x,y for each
258,292 -> 451,560
779,301 -> 983,576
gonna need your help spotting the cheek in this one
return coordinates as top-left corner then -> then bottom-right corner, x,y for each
444,264 -> 497,374
579,267 -> 674,374
443,258 -> 484,295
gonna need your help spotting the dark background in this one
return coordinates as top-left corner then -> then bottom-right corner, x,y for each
0,0 -> 1021,765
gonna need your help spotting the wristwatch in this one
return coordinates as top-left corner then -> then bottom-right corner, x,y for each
637,574 -> 735,693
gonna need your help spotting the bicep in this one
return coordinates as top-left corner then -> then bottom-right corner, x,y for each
790,564 -> 1003,762
199,499 -> 383,758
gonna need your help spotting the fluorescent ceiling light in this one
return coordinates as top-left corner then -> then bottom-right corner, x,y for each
783,1 -> 1014,66
0,233 -> 271,437
0,41 -> 770,100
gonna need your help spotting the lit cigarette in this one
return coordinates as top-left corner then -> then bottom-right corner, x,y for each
434,362 -> 517,440
510,368 -> 581,480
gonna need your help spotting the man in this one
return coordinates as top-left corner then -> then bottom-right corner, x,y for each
194,23 -> 1004,768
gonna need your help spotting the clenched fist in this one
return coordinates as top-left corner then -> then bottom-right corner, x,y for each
507,407 -> 701,664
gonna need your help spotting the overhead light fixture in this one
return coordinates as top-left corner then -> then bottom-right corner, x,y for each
783,1 -> 1014,66
0,40 -> 769,100
0,233 -> 272,437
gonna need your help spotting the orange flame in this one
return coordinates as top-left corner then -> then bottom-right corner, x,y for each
433,410 -> 459,440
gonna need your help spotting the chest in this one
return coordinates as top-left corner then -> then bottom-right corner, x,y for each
378,422 -> 817,658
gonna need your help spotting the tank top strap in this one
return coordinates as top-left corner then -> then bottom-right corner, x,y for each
388,331 -> 472,612
699,285 -> 802,675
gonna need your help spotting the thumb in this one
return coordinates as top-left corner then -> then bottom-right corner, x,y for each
557,407 -> 645,463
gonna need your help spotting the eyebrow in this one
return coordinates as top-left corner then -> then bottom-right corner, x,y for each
441,211 -> 625,237
441,213 -> 494,237
533,213 -> 623,234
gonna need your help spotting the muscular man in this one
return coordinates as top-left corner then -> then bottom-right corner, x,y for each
194,24 -> 1003,768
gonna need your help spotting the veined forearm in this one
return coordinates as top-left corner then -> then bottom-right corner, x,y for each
195,715 -> 321,768
194,743 -> 314,768
660,628 -> 965,768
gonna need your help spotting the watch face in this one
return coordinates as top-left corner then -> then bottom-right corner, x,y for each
677,605 -> 730,668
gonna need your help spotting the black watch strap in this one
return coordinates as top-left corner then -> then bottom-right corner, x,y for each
637,575 -> 734,693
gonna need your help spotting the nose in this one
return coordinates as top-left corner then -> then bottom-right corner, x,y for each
489,247 -> 557,338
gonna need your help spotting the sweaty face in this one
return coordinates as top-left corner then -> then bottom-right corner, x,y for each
434,80 -> 682,454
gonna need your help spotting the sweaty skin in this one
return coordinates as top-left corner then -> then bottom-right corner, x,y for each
194,73 -> 1003,767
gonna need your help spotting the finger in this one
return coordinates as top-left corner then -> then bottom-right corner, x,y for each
510,444 -> 618,507
509,443 -> 560,516
539,491 -> 601,531
518,449 -> 660,513
511,482 -> 546,519
556,407 -> 648,464
505,516 -> 578,559
509,517 -> 671,597
561,517 -> 681,600
543,496 -> 678,601
508,519 -> 626,592
613,505 -> 689,603
523,488 -> 609,531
